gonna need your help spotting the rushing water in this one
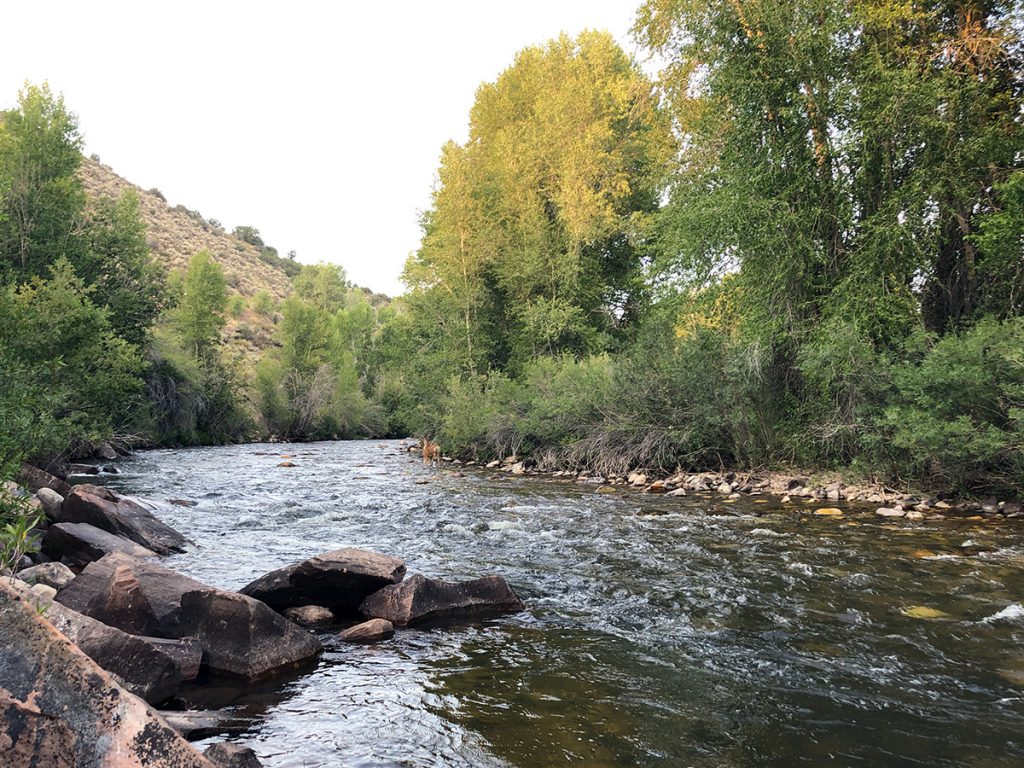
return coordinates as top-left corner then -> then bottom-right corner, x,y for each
93,440 -> 1024,767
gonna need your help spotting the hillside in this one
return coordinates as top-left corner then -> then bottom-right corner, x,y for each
80,157 -> 292,300
80,157 -> 292,356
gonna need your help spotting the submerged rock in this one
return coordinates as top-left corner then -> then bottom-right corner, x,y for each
59,484 -> 188,555
42,521 -> 157,567
240,547 -> 406,613
162,710 -> 249,740
283,605 -> 336,627
338,618 -> 395,643
0,581 -> 214,767
204,743 -> 265,768
875,507 -> 906,518
360,573 -> 524,627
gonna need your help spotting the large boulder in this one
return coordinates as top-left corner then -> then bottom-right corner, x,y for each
57,553 -> 183,637
360,574 -> 524,627
42,521 -> 157,567
240,547 -> 406,613
0,581 -> 214,767
16,462 -> 72,497
59,484 -> 188,555
15,561 -> 75,590
58,553 -> 323,681
177,589 -> 323,680
11,580 -> 194,705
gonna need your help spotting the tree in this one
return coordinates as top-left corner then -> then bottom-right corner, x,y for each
292,263 -> 348,312
232,225 -> 263,247
0,83 -> 85,280
0,259 -> 145,458
171,250 -> 227,359
81,189 -> 166,347
403,31 -> 673,373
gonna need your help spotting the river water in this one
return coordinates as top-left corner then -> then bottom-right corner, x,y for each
97,440 -> 1024,767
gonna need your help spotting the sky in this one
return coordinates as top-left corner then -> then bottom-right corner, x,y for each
1,1 -> 645,296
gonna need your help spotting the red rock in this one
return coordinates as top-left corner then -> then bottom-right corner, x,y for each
0,581 -> 214,767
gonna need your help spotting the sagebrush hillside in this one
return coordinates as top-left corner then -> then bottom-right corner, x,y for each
80,157 -> 291,356
80,158 -> 291,301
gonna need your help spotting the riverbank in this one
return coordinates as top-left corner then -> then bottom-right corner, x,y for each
414,443 -> 1023,523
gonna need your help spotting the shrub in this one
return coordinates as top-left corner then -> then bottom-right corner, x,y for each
879,317 -> 1024,493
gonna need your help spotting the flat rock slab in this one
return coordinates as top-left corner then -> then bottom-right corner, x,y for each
42,521 -> 156,567
57,553 -> 323,682
59,484 -> 188,555
338,618 -> 394,644
360,574 -> 524,627
0,581 -> 214,767
240,547 -> 406,613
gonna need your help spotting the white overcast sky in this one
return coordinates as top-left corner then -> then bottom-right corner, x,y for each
1,1 -> 645,296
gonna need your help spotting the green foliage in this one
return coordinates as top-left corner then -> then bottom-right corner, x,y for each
251,289 -> 275,316
0,260 -> 145,459
170,250 -> 227,359
254,266 -> 381,440
231,225 -> 264,247
403,31 -> 672,375
81,189 -> 166,347
0,489 -> 43,575
880,318 -> 1024,492
0,83 -> 85,280
293,263 -> 348,311
227,292 -> 245,318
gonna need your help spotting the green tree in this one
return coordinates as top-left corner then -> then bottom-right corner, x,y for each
404,31 -> 672,373
81,189 -> 166,347
232,225 -> 264,247
0,83 -> 85,280
0,259 -> 145,458
171,250 -> 227,359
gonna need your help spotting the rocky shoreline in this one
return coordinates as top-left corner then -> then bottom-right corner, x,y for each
410,443 -> 1023,523
1,460 -> 525,767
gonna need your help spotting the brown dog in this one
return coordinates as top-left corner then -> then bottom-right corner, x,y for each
421,437 -> 441,465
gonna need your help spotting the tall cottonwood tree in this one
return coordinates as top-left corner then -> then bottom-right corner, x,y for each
404,31 -> 673,373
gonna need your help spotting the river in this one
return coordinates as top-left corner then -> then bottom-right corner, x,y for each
96,440 -> 1024,767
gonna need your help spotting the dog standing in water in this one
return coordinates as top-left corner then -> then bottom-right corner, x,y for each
421,437 -> 441,466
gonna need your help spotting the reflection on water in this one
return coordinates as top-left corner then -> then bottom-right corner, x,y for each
98,441 -> 1024,767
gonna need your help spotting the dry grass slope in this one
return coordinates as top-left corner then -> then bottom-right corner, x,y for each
80,157 -> 290,301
